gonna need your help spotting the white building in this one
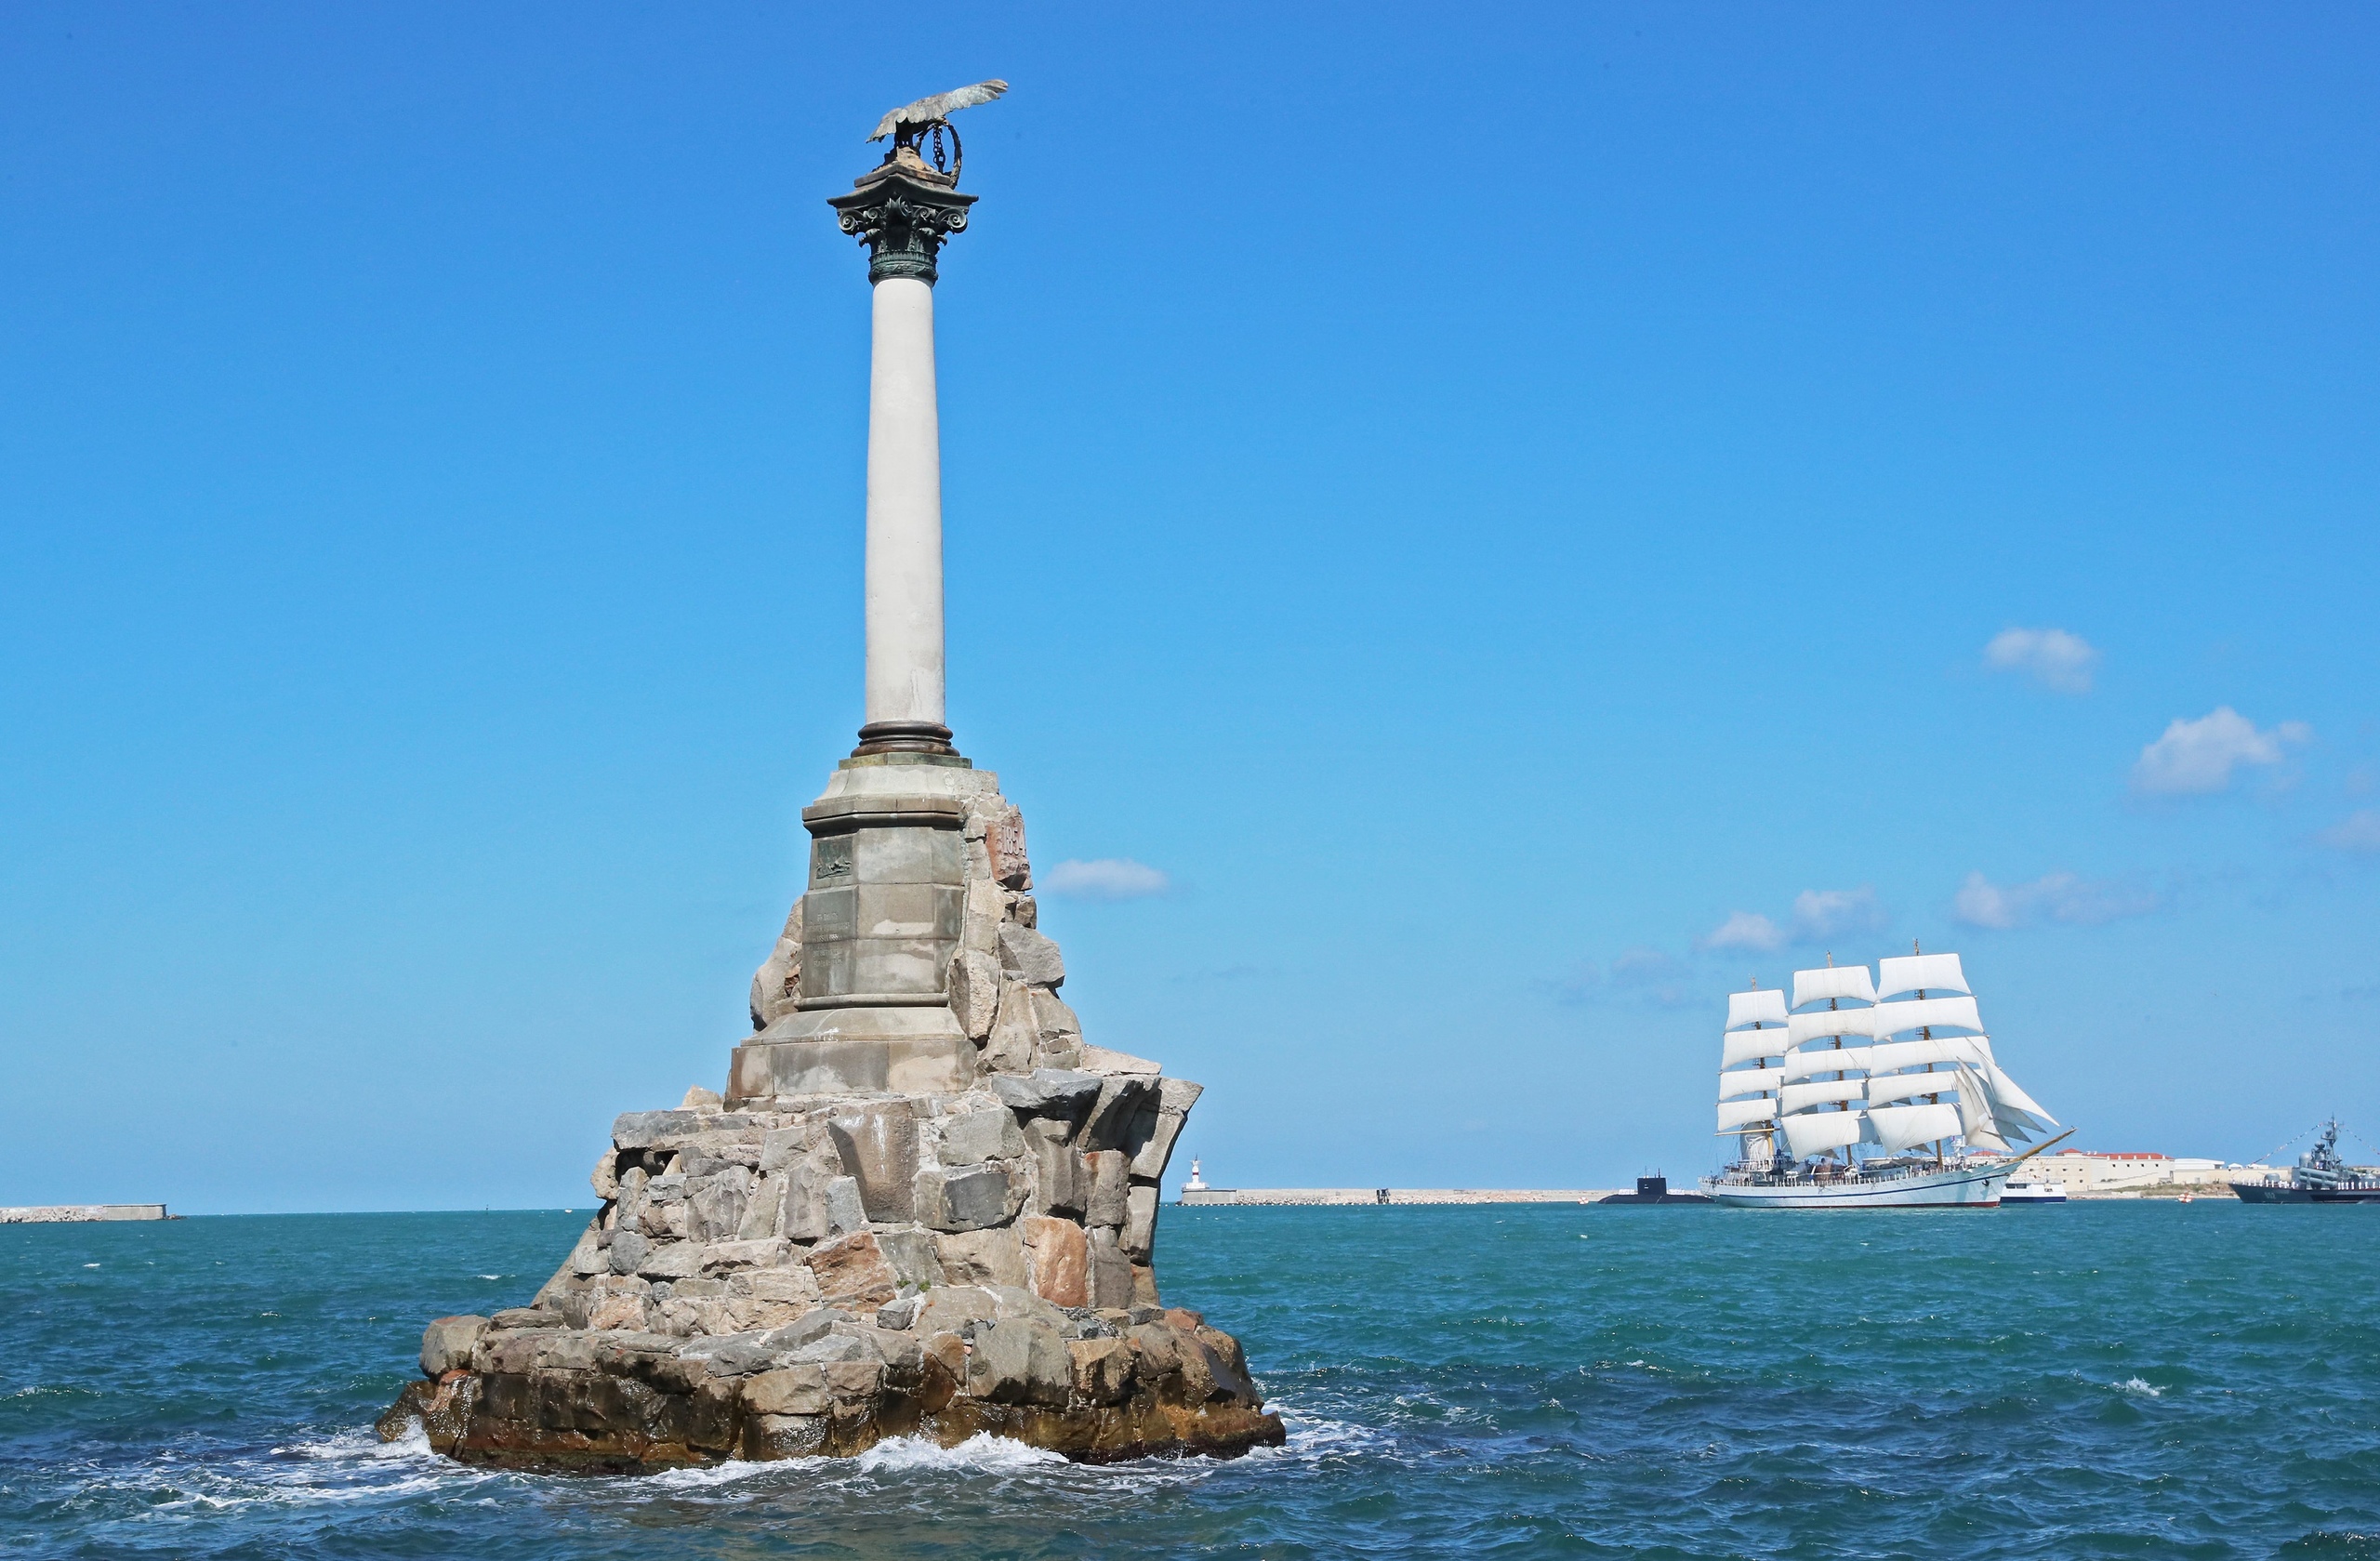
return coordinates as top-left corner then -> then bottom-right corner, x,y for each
2019,1150 -> 2242,1192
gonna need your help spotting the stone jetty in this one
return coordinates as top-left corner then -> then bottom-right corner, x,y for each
377,87 -> 1279,1472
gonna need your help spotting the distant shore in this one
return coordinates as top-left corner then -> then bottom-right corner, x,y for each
1179,1188 -> 1621,1207
1177,1184 -> 2241,1206
0,1204 -> 169,1224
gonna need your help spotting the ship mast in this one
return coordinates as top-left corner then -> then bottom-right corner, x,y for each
1912,938 -> 1944,1169
1829,953 -> 1849,1172
1780,953 -> 1880,1172
1714,976 -> 1791,1171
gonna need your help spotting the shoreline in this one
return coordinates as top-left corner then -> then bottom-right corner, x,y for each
0,1204 -> 168,1224
1178,1189 -> 1622,1207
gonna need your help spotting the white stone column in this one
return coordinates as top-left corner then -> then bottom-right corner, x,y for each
863,275 -> 946,734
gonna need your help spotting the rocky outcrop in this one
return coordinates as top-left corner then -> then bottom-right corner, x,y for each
374,1291 -> 1276,1472
377,771 -> 1279,1470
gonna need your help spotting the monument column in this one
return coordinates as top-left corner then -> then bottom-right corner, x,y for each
726,137 -> 985,1104
832,152 -> 977,759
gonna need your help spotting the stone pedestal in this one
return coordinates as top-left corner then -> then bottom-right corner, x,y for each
729,756 -> 982,1100
378,774 -> 1278,1470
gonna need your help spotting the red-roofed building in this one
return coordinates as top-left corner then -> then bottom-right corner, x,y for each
2021,1149 -> 2233,1193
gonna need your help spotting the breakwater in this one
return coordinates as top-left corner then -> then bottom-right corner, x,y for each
1177,1188 -> 1620,1207
0,1204 -> 167,1224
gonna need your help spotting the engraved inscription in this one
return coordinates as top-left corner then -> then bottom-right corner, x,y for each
811,836 -> 855,886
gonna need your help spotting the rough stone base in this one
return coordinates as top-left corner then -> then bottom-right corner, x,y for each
377,1300 -> 1281,1473
378,761 -> 1276,1471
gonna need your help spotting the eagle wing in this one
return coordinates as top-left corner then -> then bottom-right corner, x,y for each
867,79 -> 1009,142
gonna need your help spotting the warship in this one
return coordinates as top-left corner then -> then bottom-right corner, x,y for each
1702,948 -> 2068,1209
2230,1120 -> 2380,1203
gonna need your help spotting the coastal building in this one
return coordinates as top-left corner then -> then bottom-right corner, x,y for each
2019,1150 -> 2244,1193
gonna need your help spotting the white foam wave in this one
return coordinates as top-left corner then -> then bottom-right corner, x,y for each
1273,1413 -> 1381,1459
855,1433 -> 1071,1475
2112,1377 -> 2164,1397
1252,1391 -> 1392,1465
73,1422 -> 515,1523
277,1425 -> 431,1462
641,1457 -> 778,1490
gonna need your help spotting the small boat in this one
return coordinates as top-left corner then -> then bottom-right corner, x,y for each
2230,1121 -> 2380,1204
1700,947 -> 2068,1210
2000,1178 -> 2067,1205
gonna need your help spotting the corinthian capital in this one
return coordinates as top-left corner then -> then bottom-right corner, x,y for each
827,155 -> 981,286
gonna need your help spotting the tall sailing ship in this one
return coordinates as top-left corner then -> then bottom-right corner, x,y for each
1701,948 -> 2067,1209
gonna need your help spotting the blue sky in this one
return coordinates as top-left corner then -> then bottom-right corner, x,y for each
4,5 -> 2375,1211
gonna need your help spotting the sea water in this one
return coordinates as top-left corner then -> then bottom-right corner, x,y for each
4,1201 -> 2376,1558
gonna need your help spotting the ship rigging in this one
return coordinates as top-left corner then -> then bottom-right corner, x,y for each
1703,946 -> 2067,1209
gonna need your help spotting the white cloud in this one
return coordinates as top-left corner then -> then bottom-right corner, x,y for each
1551,947 -> 1691,1008
1984,627 -> 2100,694
1792,886 -> 1884,941
1953,870 -> 2161,930
1611,947 -> 1688,1007
1040,858 -> 1170,900
1611,946 -> 1681,985
2318,810 -> 2380,853
2131,707 -> 2310,796
1701,911 -> 1784,952
1700,890 -> 1881,955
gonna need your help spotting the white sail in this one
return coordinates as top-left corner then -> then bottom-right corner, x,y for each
1721,1028 -> 1790,1069
1986,1064 -> 2057,1127
1950,1063 -> 2010,1151
1780,1078 -> 1867,1113
1864,1070 -> 1958,1106
1717,1066 -> 1785,1100
1870,994 -> 1983,1037
1875,953 -> 1970,999
1940,1059 -> 2045,1145
1867,1102 -> 1962,1153
1977,1064 -> 2056,1143
1787,1007 -> 1879,1048
1782,1110 -> 1874,1158
1726,989 -> 1789,1029
1875,951 -> 1970,999
1718,1097 -> 1778,1131
1863,1036 -> 1991,1074
1792,965 -> 1876,1009
1782,1045 -> 1876,1080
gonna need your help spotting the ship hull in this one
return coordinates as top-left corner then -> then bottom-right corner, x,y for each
2231,1181 -> 2380,1204
1701,1164 -> 2008,1210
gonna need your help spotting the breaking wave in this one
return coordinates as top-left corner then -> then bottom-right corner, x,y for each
853,1432 -> 1070,1475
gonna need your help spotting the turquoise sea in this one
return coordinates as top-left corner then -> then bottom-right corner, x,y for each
5,1201 -> 2377,1558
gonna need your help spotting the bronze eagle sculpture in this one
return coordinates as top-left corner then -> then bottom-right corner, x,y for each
867,81 -> 1009,144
